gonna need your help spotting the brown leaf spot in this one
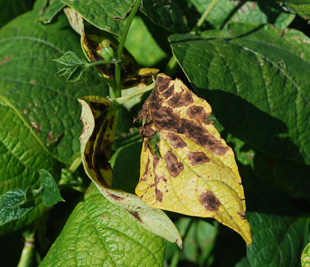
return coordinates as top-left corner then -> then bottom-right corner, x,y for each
0,56 -> 12,65
107,192 -> 125,201
156,75 -> 171,92
188,151 -> 210,166
164,151 -> 184,178
162,85 -> 175,99
140,122 -> 156,138
186,105 -> 209,123
237,212 -> 245,220
199,191 -> 221,211
168,91 -> 193,108
128,210 -> 143,223
167,133 -> 186,149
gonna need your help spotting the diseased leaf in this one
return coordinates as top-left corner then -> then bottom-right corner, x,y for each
40,184 -> 166,267
38,0 -> 65,23
278,0 -> 310,19
79,95 -> 182,247
136,74 -> 252,245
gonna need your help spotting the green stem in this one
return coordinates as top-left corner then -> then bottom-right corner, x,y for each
17,232 -> 36,267
115,82 -> 154,105
164,56 -> 179,77
69,157 -> 82,173
193,0 -> 219,32
86,59 -> 118,67
114,0 -> 142,99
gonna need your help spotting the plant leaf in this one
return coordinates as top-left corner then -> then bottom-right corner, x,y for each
79,95 -> 183,248
141,0 -> 189,33
278,0 -> 310,19
301,242 -> 310,267
60,0 -> 136,36
169,23 -> 310,164
39,169 -> 65,207
0,9 -> 107,234
53,51 -> 85,66
246,188 -> 309,266
190,0 -> 294,29
136,73 -> 252,245
38,0 -> 65,24
40,184 -> 166,267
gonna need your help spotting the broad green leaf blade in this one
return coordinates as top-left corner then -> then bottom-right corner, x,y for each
279,0 -> 310,19
302,242 -> 310,267
38,0 -> 65,23
247,188 -> 309,267
40,185 -> 166,267
60,0 -> 135,36
169,24 -> 310,164
79,95 -> 182,247
39,169 -> 64,207
0,10 -> 107,234
136,74 -> 252,245
0,189 -> 33,226
141,0 -> 189,33
191,0 -> 294,29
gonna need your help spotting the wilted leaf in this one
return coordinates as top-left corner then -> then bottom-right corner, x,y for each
40,185 -> 166,267
136,74 -> 252,245
79,95 -> 182,247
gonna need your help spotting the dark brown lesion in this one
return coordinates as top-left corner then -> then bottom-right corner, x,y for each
162,85 -> 175,99
188,152 -> 210,166
168,91 -> 194,108
237,212 -> 245,220
127,210 -> 143,223
199,191 -> 221,211
166,133 -> 187,149
164,151 -> 184,178
186,105 -> 210,123
107,192 -> 125,201
156,75 -> 171,92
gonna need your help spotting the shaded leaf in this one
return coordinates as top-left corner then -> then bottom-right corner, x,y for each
246,188 -> 309,267
79,95 -> 182,247
40,184 -> 166,267
60,0 -> 135,36
39,169 -> 64,207
141,0 -> 189,33
169,23 -> 310,164
136,74 -> 252,245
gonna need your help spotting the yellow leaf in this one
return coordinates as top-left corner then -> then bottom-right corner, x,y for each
78,95 -> 182,248
136,73 -> 252,245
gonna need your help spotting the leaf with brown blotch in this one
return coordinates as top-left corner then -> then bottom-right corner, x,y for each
136,73 -> 252,246
79,95 -> 182,248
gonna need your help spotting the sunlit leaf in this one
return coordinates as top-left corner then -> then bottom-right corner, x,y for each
79,95 -> 182,247
136,73 -> 252,245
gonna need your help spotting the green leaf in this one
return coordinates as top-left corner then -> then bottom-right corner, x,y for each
40,184 -> 166,267
302,242 -> 310,267
0,10 -> 107,234
125,16 -> 167,66
79,95 -> 183,248
191,0 -> 295,29
60,0 -> 136,36
141,0 -> 189,33
246,188 -> 309,267
39,169 -> 64,207
38,0 -> 65,24
235,257 -> 251,267
169,23 -> 310,164
279,0 -> 310,19
53,51 -> 85,66
0,189 -> 34,226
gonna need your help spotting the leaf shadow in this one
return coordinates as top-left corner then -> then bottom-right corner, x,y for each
195,89 -> 304,163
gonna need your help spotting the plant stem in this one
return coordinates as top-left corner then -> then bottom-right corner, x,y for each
17,232 -> 36,267
69,157 -> 82,173
164,55 -> 179,77
193,0 -> 219,32
86,59 -> 118,67
114,0 -> 142,99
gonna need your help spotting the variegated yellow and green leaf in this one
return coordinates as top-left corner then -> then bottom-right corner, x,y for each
136,74 -> 252,245
79,95 -> 182,248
